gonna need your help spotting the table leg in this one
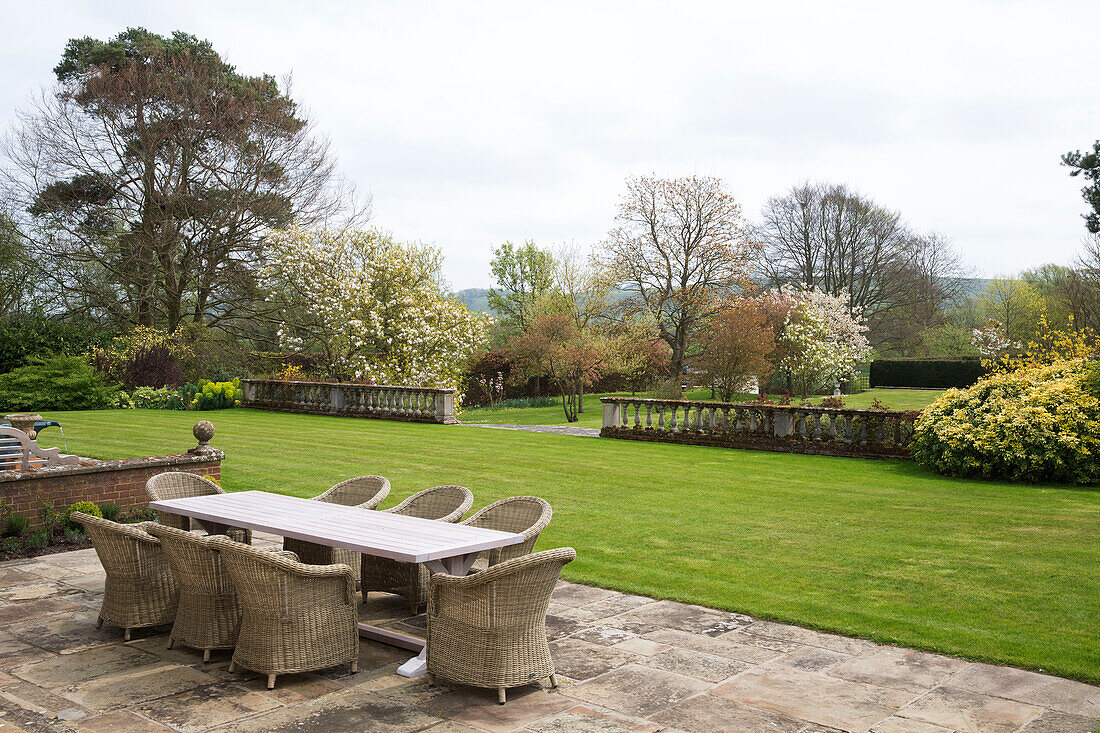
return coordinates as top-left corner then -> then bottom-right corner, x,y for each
196,519 -> 231,536
393,552 -> 480,678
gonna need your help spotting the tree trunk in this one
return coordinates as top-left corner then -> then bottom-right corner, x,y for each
559,382 -> 578,422
577,382 -> 584,413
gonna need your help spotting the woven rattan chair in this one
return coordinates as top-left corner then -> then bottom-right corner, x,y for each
283,476 -> 391,584
145,471 -> 252,544
360,485 -> 474,613
73,512 -> 179,641
426,547 -> 576,704
210,537 -> 359,689
146,524 -> 301,662
461,496 -> 552,571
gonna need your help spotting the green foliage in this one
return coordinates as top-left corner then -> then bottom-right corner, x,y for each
0,213 -> 32,318
190,378 -> 241,410
108,391 -> 135,409
913,324 -> 980,357
1062,140 -> 1100,233
0,356 -> 122,411
66,501 -> 102,522
978,278 -> 1043,345
131,386 -> 186,410
487,240 -> 555,334
118,506 -> 157,523
912,359 -> 1100,484
4,514 -> 27,538
100,503 -> 121,522
0,313 -> 115,374
38,501 -> 64,536
870,358 -> 985,389
27,530 -> 49,550
1086,361 -> 1100,398
1,537 -> 21,554
64,528 -> 85,543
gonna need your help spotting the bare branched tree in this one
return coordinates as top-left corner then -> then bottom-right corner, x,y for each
598,175 -> 759,378
757,182 -> 966,347
1,28 -> 367,332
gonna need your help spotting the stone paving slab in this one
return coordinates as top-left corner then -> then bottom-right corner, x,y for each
0,550 -> 1095,733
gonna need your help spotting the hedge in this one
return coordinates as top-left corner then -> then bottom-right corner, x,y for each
870,358 -> 986,389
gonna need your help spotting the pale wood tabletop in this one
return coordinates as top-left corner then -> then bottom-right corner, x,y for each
149,490 -> 522,563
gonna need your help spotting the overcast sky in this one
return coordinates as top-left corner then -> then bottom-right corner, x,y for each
2,0 -> 1097,289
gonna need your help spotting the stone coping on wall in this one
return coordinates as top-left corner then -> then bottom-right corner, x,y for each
598,396 -> 922,416
241,378 -> 455,394
0,450 -> 224,484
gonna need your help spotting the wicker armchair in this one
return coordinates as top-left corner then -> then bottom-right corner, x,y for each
73,512 -> 179,641
146,524 -> 300,662
426,547 -> 576,704
145,471 -> 252,544
210,537 -> 359,689
461,496 -> 552,570
283,476 -> 391,584
360,485 -> 474,614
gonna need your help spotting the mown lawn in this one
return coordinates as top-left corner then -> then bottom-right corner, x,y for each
460,388 -> 945,428
39,408 -> 1099,682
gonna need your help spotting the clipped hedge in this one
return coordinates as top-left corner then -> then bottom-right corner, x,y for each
870,358 -> 985,389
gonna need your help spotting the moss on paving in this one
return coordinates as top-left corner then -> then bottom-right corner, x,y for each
41,408 -> 1100,683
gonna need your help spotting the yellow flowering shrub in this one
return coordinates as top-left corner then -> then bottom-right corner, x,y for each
984,314 -> 1097,373
912,358 -> 1100,484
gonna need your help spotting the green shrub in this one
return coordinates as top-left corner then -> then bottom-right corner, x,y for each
26,529 -> 49,550
64,528 -> 85,543
0,313 -> 115,374
1,537 -> 20,555
0,356 -> 122,411
131,386 -> 186,410
118,506 -> 157,523
912,358 -> 1100,484
66,501 -> 102,522
3,514 -> 27,538
191,378 -> 241,410
870,358 -> 985,389
39,501 -> 64,536
100,503 -> 121,522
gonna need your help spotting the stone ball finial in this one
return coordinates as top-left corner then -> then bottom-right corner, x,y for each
191,420 -> 215,454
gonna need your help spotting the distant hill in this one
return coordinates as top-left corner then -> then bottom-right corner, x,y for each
452,288 -> 490,313
453,279 -> 993,316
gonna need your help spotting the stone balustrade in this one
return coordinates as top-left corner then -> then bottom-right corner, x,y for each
600,397 -> 917,459
240,379 -> 458,425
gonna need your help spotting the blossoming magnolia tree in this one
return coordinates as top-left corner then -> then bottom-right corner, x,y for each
260,225 -> 489,400
773,285 -> 872,397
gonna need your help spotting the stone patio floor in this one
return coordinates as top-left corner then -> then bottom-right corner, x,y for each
0,534 -> 1095,733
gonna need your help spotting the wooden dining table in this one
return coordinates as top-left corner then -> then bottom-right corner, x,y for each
148,489 -> 524,677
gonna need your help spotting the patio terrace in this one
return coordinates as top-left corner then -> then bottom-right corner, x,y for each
0,535 -> 1095,733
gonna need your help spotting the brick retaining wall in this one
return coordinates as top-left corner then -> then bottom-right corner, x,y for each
0,452 -> 222,531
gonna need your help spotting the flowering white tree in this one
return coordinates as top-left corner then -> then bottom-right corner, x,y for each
773,285 -> 871,396
970,319 -> 1018,360
260,225 -> 489,399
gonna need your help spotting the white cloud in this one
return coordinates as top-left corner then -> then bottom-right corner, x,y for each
1,0 -> 1097,287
